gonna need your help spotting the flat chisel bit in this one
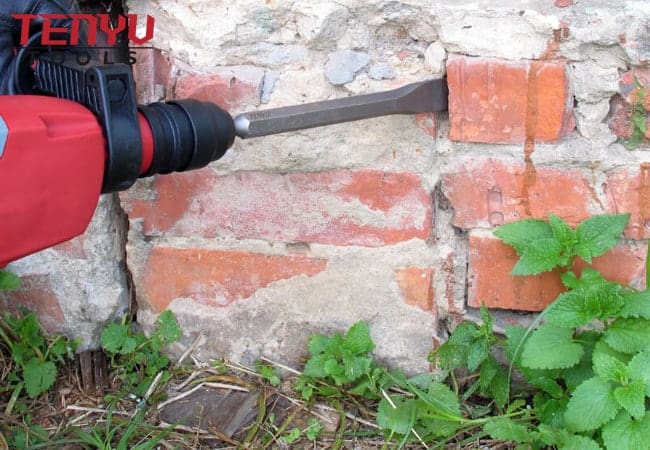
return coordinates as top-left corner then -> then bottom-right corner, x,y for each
233,77 -> 448,139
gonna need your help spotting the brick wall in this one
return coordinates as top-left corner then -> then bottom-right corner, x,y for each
3,0 -> 649,372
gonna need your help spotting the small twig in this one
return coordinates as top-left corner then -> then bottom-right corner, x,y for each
224,361 -> 260,377
171,369 -> 202,391
260,356 -> 302,375
203,382 -> 249,392
65,405 -> 131,416
142,371 -> 164,405
176,335 -> 202,366
314,402 -> 380,430
156,383 -> 205,410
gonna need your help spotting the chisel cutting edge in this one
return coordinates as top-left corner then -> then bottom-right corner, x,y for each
233,77 -> 448,139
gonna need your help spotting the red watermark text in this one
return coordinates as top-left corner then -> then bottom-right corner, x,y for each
11,13 -> 155,46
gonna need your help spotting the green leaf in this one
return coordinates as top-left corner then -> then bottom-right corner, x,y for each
494,219 -> 553,254
534,394 -> 568,428
408,372 -> 445,390
255,362 -> 282,387
512,238 -> 564,275
619,290 -> 650,319
23,359 -> 57,398
521,325 -> 583,370
101,323 -> 128,354
120,336 -> 137,355
546,283 -> 623,328
343,321 -> 374,355
560,434 -> 602,450
483,417 -> 537,443
575,214 -> 630,262
426,382 -> 461,416
342,354 -> 372,382
564,377 -> 620,432
0,270 -> 20,290
479,355 -> 498,391
307,334 -> 330,355
279,427 -> 301,444
561,268 -> 607,290
154,310 -> 181,345
628,348 -> 650,396
489,369 -> 510,409
614,380 -> 646,419
305,418 -> 323,441
505,325 -> 527,365
303,354 -> 329,379
376,396 -> 416,436
467,340 -> 489,372
601,411 -> 650,450
528,373 -> 564,398
605,318 -> 650,353
549,214 -> 577,247
593,349 -> 629,384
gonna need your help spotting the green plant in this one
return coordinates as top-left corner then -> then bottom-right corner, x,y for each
0,309 -> 78,399
294,212 -> 644,448
496,212 -> 650,448
254,360 -> 282,387
629,77 -> 648,147
72,407 -> 170,450
295,321 -> 400,401
0,270 -> 20,291
297,321 -> 528,447
101,310 -> 181,397
433,212 -> 650,449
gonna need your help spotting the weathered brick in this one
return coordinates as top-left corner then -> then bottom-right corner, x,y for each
447,55 -> 574,144
469,234 -> 647,311
132,48 -> 171,103
468,234 -> 565,311
607,69 -> 650,140
123,170 -> 432,247
395,267 -> 434,313
0,275 -> 65,334
173,67 -> 263,109
606,165 -> 650,240
441,159 -> 599,229
137,247 -> 328,313
575,242 -> 647,289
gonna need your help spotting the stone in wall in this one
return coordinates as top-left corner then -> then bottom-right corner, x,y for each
1,196 -> 130,350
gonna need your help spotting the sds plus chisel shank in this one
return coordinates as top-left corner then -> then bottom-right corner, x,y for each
233,78 -> 448,139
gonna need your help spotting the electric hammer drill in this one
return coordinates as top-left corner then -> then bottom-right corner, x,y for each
0,7 -> 448,268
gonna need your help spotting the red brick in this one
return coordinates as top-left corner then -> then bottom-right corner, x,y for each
395,267 -> 434,312
447,55 -> 574,144
608,69 -> 650,140
122,170 -> 432,247
469,235 -> 647,311
132,48 -> 171,103
618,68 -> 650,105
468,234 -> 565,311
441,159 -> 599,229
575,242 -> 647,290
174,71 -> 260,110
138,247 -> 327,312
606,165 -> 650,239
0,275 -> 65,334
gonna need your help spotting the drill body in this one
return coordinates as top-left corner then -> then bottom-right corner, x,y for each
0,62 -> 237,267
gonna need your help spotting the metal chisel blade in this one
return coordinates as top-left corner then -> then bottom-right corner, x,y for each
233,77 -> 448,139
